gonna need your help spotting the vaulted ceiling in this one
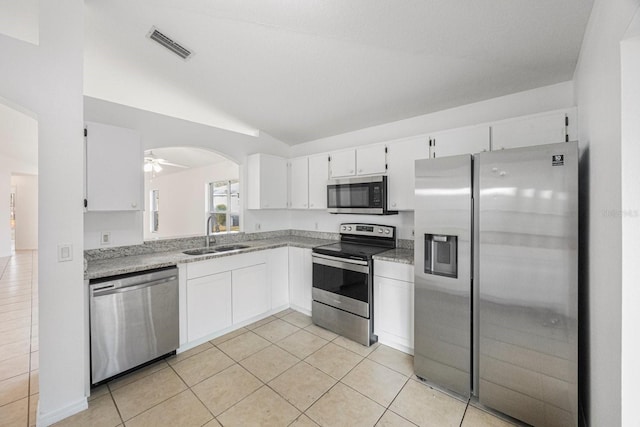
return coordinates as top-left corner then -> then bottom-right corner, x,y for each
84,0 -> 594,145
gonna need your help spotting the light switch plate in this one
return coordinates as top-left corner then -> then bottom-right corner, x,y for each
58,244 -> 73,262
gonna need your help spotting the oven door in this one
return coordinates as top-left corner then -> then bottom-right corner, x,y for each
311,253 -> 371,318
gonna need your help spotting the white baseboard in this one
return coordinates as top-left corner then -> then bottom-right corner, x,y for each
37,397 -> 88,427
376,333 -> 414,355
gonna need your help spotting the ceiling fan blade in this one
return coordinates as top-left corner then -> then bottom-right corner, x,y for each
157,159 -> 189,168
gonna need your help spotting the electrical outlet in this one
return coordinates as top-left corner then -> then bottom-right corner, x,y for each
100,231 -> 111,245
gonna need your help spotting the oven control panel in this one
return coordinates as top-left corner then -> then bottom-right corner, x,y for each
340,223 -> 395,238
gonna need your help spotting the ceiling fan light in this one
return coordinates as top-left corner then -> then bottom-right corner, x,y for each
144,162 -> 153,172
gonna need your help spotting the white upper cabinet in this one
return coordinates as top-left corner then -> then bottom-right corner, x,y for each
329,149 -> 356,178
289,157 -> 309,209
247,153 -> 288,209
386,136 -> 430,210
85,121 -> 143,211
288,154 -> 329,210
429,125 -> 490,159
491,110 -> 573,150
308,154 -> 329,209
356,145 -> 387,175
329,145 -> 387,178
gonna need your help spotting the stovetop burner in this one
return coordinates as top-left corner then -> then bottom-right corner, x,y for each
312,223 -> 396,261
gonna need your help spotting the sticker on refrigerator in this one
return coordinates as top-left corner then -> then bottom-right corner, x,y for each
552,155 -> 564,166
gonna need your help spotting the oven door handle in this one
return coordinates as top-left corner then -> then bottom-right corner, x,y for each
312,253 -> 370,274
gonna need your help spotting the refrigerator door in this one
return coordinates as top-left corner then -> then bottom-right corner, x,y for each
477,142 -> 578,426
414,155 -> 472,397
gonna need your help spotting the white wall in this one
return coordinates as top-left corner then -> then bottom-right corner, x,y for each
0,167 -> 10,256
0,1 -> 86,425
620,12 -> 640,426
84,211 -> 143,250
573,0 -> 640,425
143,162 -> 239,240
292,81 -> 575,157
11,174 -> 38,250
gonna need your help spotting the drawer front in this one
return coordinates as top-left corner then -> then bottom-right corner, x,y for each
374,260 -> 414,282
187,251 -> 267,280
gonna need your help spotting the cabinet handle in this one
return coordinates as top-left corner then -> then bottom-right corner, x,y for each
392,202 -> 397,207
303,203 -> 307,207
310,203 -> 314,207
350,169 -> 354,173
358,169 -> 363,173
131,202 -> 137,208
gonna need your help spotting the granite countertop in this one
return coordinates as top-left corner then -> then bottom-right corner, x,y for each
86,236 -> 335,280
373,248 -> 414,265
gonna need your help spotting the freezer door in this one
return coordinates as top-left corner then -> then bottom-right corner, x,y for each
477,142 -> 578,426
414,155 -> 472,397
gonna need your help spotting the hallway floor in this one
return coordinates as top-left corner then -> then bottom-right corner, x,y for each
0,250 -> 39,427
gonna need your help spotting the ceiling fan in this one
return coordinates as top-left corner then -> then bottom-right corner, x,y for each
143,151 -> 188,173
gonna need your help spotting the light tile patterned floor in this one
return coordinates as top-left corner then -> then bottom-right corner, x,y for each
0,250 -> 517,426
53,306 -> 517,426
0,250 -> 39,427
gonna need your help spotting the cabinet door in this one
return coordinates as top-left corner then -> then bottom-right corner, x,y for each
308,154 -> 329,209
386,136 -> 430,210
374,275 -> 414,351
85,121 -> 143,211
329,150 -> 356,178
356,145 -> 387,175
268,247 -> 289,309
430,125 -> 490,158
491,111 -> 568,150
288,247 -> 312,314
247,154 -> 288,209
187,271 -> 232,342
232,263 -> 269,324
289,157 -> 309,209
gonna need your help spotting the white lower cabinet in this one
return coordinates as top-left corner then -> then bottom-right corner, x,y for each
268,247 -> 289,309
232,263 -> 268,324
374,261 -> 414,353
186,271 -> 232,342
288,247 -> 312,314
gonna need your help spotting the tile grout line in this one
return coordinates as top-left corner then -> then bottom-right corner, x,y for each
165,361 -> 221,426
110,364 -> 185,424
459,398 -> 471,427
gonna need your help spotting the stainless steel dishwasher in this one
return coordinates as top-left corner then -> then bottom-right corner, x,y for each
89,266 -> 179,385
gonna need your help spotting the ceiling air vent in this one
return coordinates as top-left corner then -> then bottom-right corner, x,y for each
147,26 -> 194,60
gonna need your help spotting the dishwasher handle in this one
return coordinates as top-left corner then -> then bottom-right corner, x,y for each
91,275 -> 177,297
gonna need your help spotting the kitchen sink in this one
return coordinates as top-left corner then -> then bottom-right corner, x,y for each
182,244 -> 249,255
212,244 -> 249,252
182,248 -> 219,255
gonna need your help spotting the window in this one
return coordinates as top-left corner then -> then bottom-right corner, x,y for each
208,180 -> 240,233
150,189 -> 159,233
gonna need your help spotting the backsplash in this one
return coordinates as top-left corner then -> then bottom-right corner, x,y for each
84,229 -> 344,261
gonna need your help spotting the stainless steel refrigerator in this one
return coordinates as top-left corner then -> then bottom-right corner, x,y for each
414,142 -> 578,426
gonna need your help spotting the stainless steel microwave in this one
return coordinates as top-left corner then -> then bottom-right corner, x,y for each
327,175 -> 397,215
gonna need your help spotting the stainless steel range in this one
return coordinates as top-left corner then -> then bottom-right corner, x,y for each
311,223 -> 396,346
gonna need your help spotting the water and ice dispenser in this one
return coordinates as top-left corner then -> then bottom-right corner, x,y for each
424,234 -> 458,278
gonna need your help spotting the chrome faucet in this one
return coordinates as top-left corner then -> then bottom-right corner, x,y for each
206,215 -> 216,248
